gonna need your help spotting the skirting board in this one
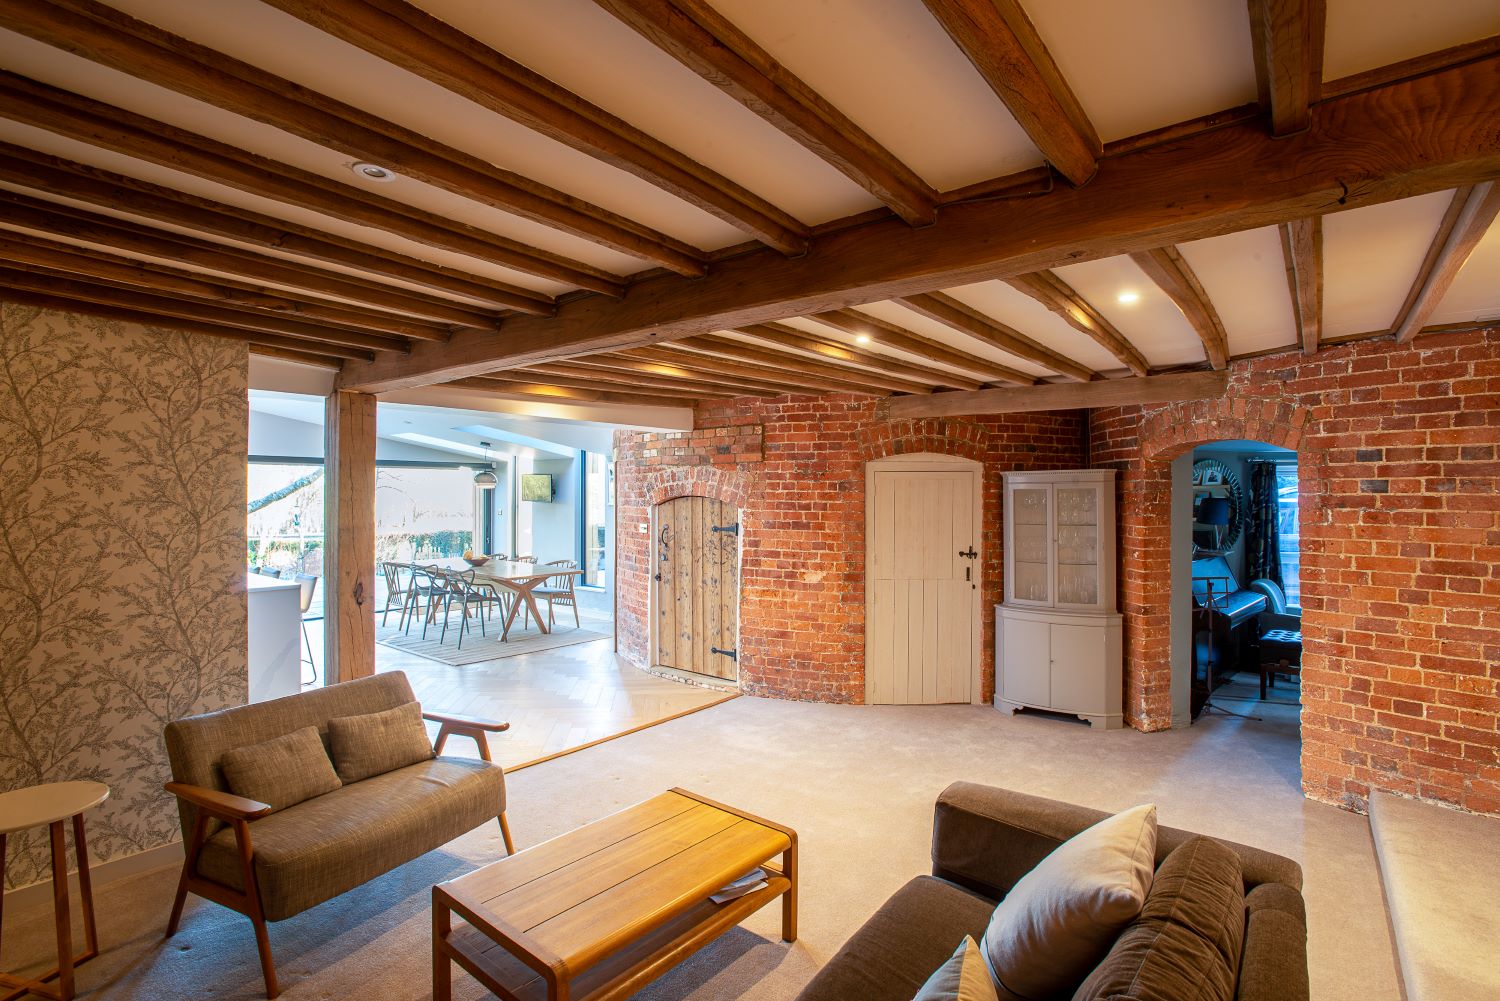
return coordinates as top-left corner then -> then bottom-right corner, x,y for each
2,839 -> 183,914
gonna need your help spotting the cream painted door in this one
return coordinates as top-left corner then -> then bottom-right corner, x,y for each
867,467 -> 979,704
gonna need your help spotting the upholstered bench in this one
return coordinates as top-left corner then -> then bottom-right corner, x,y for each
1259,628 -> 1302,699
163,671 -> 511,999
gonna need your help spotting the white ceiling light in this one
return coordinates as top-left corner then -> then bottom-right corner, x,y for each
1116,291 -> 1141,304
349,162 -> 398,183
854,333 -> 872,345
473,441 -> 498,489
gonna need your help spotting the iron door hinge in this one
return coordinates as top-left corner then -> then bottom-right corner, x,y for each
711,646 -> 738,661
711,523 -> 739,535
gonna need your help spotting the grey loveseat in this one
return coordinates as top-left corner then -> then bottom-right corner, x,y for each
796,782 -> 1309,1001
163,671 -> 511,999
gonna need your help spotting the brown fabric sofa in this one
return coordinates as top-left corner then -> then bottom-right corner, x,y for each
162,671 -> 511,999
795,782 -> 1309,1001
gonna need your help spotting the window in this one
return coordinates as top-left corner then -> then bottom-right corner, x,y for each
1275,465 -> 1300,607
583,451 -> 611,587
247,461 -> 324,579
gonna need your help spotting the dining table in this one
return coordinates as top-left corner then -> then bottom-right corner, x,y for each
430,557 -> 582,641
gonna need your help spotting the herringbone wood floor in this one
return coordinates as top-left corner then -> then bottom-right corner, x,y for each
376,635 -> 735,769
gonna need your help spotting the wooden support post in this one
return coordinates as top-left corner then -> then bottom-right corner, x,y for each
324,390 -> 377,683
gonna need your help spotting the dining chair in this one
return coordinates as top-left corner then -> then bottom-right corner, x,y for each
293,574 -> 319,685
536,559 -> 580,629
263,568 -> 282,578
403,566 -> 443,638
379,561 -> 410,627
440,569 -> 506,649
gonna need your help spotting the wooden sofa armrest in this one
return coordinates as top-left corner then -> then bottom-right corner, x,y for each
422,710 -> 510,732
424,711 -> 510,764
165,781 -> 273,822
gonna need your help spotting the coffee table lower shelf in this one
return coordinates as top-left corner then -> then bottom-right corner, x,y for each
444,875 -> 791,1001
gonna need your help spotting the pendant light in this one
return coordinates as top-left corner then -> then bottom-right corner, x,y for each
473,441 -> 497,490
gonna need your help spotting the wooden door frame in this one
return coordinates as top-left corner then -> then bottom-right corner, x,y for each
864,453 -> 984,705
648,495 -> 742,684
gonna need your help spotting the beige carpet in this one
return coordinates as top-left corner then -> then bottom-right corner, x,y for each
1,696 -> 1400,1001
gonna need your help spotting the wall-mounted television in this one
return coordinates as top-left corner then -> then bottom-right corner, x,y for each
521,473 -> 555,502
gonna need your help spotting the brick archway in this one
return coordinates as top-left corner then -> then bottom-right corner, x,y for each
858,417 -> 988,463
641,464 -> 752,509
1119,396 -> 1314,730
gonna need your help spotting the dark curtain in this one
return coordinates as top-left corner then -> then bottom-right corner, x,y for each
1246,462 -> 1281,586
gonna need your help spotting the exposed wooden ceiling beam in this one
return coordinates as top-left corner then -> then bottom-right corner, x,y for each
899,292 -> 1094,381
336,55 -> 1500,391
0,72 -> 625,296
733,322 -> 984,390
1002,272 -> 1150,375
595,0 -> 937,225
703,331 -> 933,394
249,344 -> 345,370
262,0 -> 810,255
1,0 -> 706,278
558,355 -> 796,397
4,287 -> 374,362
600,348 -> 857,397
1279,217 -> 1323,355
1127,247 -> 1230,369
1248,0 -> 1325,136
1321,33 -> 1499,101
647,345 -> 886,397
0,144 -> 555,315
809,309 -> 1035,386
0,191 -> 502,330
922,0 -> 1100,185
0,267 -> 412,355
887,370 -> 1229,418
0,231 -> 453,342
445,376 -> 693,411
1392,182 -> 1500,342
509,364 -> 741,399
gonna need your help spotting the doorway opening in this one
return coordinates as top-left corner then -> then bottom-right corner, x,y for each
1177,440 -> 1301,726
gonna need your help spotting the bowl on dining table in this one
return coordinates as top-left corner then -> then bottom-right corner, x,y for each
462,555 -> 490,567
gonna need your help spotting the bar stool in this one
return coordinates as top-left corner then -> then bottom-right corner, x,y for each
0,781 -> 109,1001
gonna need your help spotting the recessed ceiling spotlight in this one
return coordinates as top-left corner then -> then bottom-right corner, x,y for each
855,333 -> 872,345
350,162 -> 398,183
1117,291 -> 1140,304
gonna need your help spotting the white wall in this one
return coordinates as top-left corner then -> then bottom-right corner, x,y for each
518,454 -> 579,564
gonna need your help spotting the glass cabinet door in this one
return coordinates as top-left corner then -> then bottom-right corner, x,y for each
1055,485 -> 1100,607
1009,485 -> 1052,604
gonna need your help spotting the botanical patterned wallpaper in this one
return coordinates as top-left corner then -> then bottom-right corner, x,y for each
0,303 -> 248,890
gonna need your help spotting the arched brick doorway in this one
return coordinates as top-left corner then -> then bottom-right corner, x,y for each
1120,397 -> 1313,731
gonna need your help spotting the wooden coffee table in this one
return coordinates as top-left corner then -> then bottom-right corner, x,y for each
432,788 -> 797,1001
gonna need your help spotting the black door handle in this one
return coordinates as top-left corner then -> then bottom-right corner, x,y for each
958,546 -> 977,559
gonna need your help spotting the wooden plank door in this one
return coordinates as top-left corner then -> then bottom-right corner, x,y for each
654,496 -> 739,681
867,467 -> 978,704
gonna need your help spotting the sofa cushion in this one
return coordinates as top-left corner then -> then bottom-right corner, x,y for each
794,876 -> 996,1001
914,936 -> 999,1001
327,701 -> 434,784
1236,882 -> 1309,1001
982,804 -> 1157,1001
197,756 -> 503,921
219,725 -> 341,814
1071,836 -> 1246,1001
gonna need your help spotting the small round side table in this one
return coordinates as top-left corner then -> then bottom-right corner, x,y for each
0,781 -> 109,1001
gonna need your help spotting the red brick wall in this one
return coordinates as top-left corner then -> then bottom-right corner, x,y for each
1091,328 -> 1500,814
615,395 -> 1086,703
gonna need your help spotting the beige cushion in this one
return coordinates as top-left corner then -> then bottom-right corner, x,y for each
327,701 -> 434,783
219,725 -> 341,814
914,936 -> 999,1001
980,804 -> 1157,1001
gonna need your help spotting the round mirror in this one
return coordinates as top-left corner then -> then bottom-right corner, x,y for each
1192,458 -> 1244,553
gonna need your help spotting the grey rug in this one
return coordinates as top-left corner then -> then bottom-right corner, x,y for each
376,614 -> 611,666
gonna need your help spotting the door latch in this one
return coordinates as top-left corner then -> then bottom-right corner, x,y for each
958,546 -> 977,559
